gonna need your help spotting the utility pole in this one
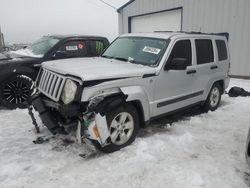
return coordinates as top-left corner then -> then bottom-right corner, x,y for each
0,26 -> 3,51
2,33 -> 5,47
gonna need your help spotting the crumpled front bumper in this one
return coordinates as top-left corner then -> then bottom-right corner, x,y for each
31,93 -> 64,134
31,93 -> 111,146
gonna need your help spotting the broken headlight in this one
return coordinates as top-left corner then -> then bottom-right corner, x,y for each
61,79 -> 77,104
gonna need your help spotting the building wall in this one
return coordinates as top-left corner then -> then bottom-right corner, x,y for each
118,0 -> 250,77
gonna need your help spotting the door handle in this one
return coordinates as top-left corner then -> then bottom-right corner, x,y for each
186,70 -> 197,74
210,65 -> 218,70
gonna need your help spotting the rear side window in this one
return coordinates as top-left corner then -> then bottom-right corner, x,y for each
89,40 -> 105,56
195,39 -> 214,64
168,40 -> 192,66
58,41 -> 88,58
216,40 -> 228,61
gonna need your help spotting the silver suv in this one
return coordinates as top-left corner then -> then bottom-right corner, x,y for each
32,32 -> 230,153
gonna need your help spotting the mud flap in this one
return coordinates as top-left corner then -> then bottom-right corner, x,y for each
77,113 -> 110,146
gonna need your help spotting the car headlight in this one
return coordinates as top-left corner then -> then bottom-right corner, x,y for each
61,79 -> 78,104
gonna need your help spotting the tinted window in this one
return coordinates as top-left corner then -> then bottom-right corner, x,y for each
216,40 -> 228,61
89,40 -> 105,56
195,39 -> 214,64
168,40 -> 192,66
58,41 -> 88,58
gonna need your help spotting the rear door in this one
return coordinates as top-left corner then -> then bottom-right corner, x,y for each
192,38 -> 218,100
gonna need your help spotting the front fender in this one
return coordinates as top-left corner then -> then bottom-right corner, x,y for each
0,66 -> 37,83
120,86 -> 150,122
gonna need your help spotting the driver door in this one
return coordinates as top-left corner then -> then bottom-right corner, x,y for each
153,39 -> 201,117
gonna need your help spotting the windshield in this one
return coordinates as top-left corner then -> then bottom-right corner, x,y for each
26,36 -> 60,56
102,37 -> 169,66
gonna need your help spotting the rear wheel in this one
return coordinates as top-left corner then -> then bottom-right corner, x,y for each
94,103 -> 140,153
0,76 -> 34,109
202,83 -> 222,112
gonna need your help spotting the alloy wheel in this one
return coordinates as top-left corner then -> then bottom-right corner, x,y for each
3,80 -> 31,105
109,112 -> 134,145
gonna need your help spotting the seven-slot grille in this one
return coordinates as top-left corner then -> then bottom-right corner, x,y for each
36,68 -> 65,101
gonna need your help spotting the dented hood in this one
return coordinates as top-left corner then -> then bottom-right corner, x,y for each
42,57 -> 156,81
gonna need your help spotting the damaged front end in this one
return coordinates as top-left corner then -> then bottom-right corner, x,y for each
31,92 -> 127,150
76,113 -> 110,147
31,68 -> 127,149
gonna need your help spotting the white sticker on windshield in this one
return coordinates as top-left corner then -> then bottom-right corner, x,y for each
142,46 -> 161,55
66,46 -> 78,51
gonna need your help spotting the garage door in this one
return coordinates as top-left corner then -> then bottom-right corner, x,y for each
130,9 -> 182,33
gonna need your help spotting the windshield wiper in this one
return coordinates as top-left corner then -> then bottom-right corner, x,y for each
128,59 -> 152,66
101,55 -> 112,59
113,57 -> 128,62
102,55 -> 146,65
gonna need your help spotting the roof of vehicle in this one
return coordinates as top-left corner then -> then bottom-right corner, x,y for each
121,31 -> 229,40
47,34 -> 109,40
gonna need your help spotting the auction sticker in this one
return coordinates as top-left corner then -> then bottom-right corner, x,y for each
142,46 -> 161,54
66,46 -> 78,51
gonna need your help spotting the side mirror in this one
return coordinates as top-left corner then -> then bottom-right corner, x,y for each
52,51 -> 67,59
165,58 -> 188,70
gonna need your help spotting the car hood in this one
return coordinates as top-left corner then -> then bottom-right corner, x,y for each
0,51 -> 41,62
0,53 -> 8,60
42,57 -> 156,81
0,52 -> 42,68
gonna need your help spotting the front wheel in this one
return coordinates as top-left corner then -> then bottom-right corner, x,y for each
0,76 -> 34,109
94,103 -> 140,153
202,83 -> 222,112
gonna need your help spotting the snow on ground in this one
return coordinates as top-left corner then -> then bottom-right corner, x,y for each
0,78 -> 250,188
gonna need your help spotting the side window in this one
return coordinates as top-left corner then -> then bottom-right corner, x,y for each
216,40 -> 228,61
195,39 -> 214,64
57,41 -> 88,58
168,40 -> 192,66
89,40 -> 105,56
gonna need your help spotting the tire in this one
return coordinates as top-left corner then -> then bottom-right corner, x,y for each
94,103 -> 140,153
0,75 -> 34,109
202,83 -> 222,112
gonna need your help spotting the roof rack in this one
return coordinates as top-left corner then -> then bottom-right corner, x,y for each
154,31 -> 229,40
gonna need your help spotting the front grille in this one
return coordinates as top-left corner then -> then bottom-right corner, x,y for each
36,68 -> 66,101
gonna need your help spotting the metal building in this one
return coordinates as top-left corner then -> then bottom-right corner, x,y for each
118,0 -> 250,78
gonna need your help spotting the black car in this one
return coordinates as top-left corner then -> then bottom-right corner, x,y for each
0,35 -> 109,109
